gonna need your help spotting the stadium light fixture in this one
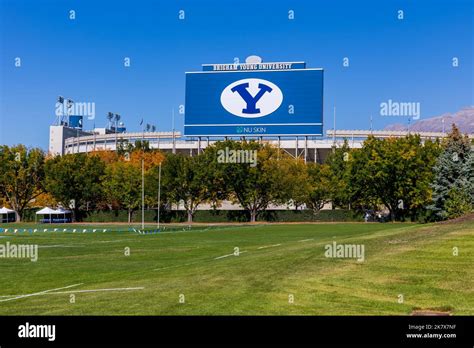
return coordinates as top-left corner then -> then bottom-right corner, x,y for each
67,99 -> 74,108
66,99 -> 74,126
107,112 -> 114,129
114,114 -> 121,149
56,96 -> 65,125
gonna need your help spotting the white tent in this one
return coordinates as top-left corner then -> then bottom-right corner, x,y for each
54,208 -> 72,223
54,207 -> 71,214
36,207 -> 71,224
0,207 -> 16,223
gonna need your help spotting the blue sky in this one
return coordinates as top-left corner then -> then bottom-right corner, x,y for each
0,0 -> 472,149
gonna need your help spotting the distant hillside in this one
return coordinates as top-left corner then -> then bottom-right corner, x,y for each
384,106 -> 474,134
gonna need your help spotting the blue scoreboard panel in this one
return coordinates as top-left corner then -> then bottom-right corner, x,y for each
184,62 -> 323,137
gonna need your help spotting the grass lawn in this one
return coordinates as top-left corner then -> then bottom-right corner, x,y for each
0,220 -> 472,315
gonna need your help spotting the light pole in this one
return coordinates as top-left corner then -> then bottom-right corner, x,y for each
107,112 -> 114,129
114,114 -> 121,151
157,162 -> 161,229
332,105 -> 336,148
142,156 -> 145,230
57,96 -> 65,125
172,108 -> 176,154
66,99 -> 74,126
141,119 -> 145,230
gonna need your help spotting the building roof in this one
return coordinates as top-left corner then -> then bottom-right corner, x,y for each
0,207 -> 15,214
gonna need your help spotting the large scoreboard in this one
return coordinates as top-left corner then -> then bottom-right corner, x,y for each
184,61 -> 323,137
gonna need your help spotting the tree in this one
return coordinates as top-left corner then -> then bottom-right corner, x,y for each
103,161 -> 142,223
428,125 -> 473,219
325,140 -> 352,209
196,146 -> 228,209
213,140 -> 286,222
305,163 -> 333,214
161,153 -> 209,223
0,145 -> 45,221
349,134 -> 439,221
444,187 -> 472,219
277,158 -> 310,210
44,153 -> 105,221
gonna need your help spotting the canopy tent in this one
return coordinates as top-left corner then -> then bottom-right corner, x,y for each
36,207 -> 72,223
0,207 -> 16,223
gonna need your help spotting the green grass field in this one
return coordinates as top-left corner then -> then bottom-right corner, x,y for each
0,220 -> 472,315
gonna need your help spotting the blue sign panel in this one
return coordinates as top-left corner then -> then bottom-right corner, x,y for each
68,115 -> 83,129
184,66 -> 323,137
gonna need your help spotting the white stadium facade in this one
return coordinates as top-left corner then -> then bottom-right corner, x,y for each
49,124 -> 458,164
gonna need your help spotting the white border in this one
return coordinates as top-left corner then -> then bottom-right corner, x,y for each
186,68 -> 323,74
201,61 -> 306,66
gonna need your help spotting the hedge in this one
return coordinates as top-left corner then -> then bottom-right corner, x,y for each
19,208 -> 362,223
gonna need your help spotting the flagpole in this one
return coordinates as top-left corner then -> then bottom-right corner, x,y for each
157,163 -> 161,229
141,118 -> 145,230
172,108 -> 176,154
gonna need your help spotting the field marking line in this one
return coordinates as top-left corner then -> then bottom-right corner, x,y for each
155,249 -> 250,270
154,260 -> 209,271
38,244 -> 86,248
0,283 -> 83,302
94,239 -> 136,244
214,250 -> 248,260
257,244 -> 281,250
43,287 -> 145,294
298,239 -> 314,242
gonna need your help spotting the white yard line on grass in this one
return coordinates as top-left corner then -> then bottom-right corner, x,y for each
155,248 -> 251,271
0,283 -> 83,302
257,244 -> 281,250
298,239 -> 314,242
154,260 -> 209,271
95,239 -> 136,244
38,244 -> 85,248
0,286 -> 144,298
43,287 -> 145,294
214,250 -> 248,260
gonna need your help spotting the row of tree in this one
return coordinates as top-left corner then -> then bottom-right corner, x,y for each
0,126 -> 472,223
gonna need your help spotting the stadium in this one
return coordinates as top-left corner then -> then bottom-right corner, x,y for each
1,0 -> 473,343
50,56 -> 461,163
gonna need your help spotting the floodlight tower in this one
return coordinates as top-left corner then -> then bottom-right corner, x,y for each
107,112 -> 114,129
114,114 -> 121,150
56,96 -> 65,125
66,99 -> 74,126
